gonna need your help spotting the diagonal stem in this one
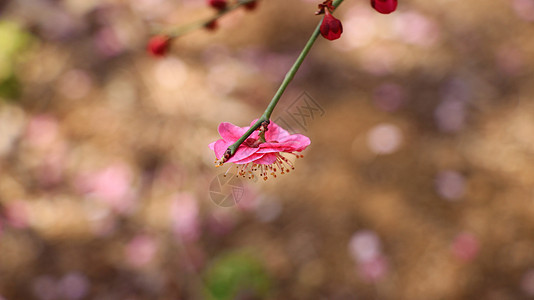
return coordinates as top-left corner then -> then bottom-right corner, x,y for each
222,0 -> 344,161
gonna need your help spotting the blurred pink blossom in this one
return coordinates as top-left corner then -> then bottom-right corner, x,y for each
207,209 -> 236,236
512,0 -> 534,22
126,234 -> 158,268
4,200 -> 29,229
373,83 -> 406,112
88,213 -> 117,237
358,255 -> 389,282
496,46 -> 524,76
255,197 -> 282,223
131,0 -> 175,18
75,163 -> 136,215
451,232 -> 479,262
393,11 -> 441,47
57,272 -> 90,300
435,170 -> 466,201
25,114 -> 60,148
349,230 -> 382,263
32,275 -> 58,300
340,7 -> 376,49
155,164 -> 185,187
349,230 -> 389,282
434,100 -> 467,133
236,186 -> 261,212
367,123 -> 403,155
57,69 -> 94,100
24,114 -> 68,186
521,269 -> 534,296
171,193 -> 200,242
440,77 -> 472,103
94,27 -> 125,57
360,45 -> 397,75
36,144 -> 67,187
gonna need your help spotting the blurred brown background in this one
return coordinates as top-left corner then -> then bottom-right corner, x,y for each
1,0 -> 534,299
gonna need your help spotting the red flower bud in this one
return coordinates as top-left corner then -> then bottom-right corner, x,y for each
208,0 -> 227,11
243,0 -> 258,11
320,10 -> 343,41
371,0 -> 398,14
147,35 -> 171,57
205,20 -> 218,31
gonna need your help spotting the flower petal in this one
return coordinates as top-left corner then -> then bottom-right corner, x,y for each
253,153 -> 278,165
257,134 -> 311,153
213,139 -> 232,159
257,142 -> 292,153
218,122 -> 248,142
226,145 -> 260,163
265,121 -> 291,142
232,153 -> 265,164
208,141 -> 216,150
278,134 -> 311,152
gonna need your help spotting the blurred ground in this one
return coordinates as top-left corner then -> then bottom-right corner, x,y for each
1,0 -> 534,299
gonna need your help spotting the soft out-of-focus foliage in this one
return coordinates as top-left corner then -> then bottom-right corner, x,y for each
203,252 -> 271,300
1,0 -> 534,299
0,21 -> 32,99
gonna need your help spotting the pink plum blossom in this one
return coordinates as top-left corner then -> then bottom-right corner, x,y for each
209,120 -> 310,180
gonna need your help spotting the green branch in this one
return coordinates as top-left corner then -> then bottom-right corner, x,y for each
222,0 -> 344,161
156,0 -> 259,38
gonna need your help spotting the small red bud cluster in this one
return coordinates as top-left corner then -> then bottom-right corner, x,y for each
147,0 -> 260,57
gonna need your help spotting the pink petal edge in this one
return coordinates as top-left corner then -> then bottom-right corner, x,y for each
218,122 -> 248,142
226,146 -> 260,163
213,139 -> 232,160
231,153 -> 265,164
266,122 -> 291,141
253,153 -> 278,165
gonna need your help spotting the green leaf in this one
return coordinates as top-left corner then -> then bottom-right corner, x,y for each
203,251 -> 271,300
